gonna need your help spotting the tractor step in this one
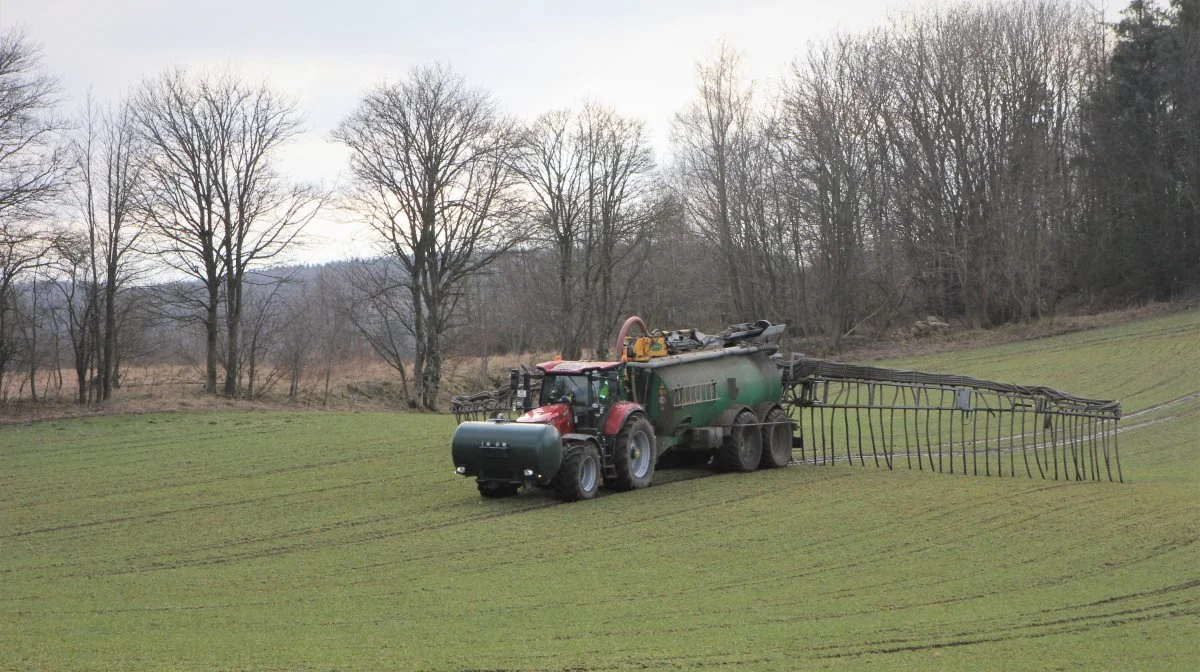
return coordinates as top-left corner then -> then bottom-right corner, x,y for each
601,447 -> 618,480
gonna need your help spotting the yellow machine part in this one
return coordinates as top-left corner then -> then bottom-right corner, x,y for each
626,336 -> 669,362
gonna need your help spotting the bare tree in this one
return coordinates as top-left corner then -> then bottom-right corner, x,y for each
210,82 -> 325,397
239,274 -> 291,401
312,268 -> 354,406
631,194 -> 726,329
133,69 -> 223,392
70,94 -> 145,401
52,232 -> 98,403
577,104 -> 658,357
334,64 -> 524,410
878,2 -> 1099,325
8,270 -> 50,402
277,284 -> 316,401
0,30 -> 64,395
337,257 -> 413,403
515,109 -> 590,359
135,69 -> 322,397
514,104 -> 657,358
458,248 -> 556,356
0,225 -> 53,394
0,31 -> 64,223
671,45 -> 758,321
778,33 -> 888,342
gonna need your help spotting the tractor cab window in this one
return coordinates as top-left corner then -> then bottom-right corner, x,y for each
541,375 -> 590,408
596,371 -> 619,405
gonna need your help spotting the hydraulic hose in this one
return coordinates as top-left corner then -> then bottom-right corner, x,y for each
614,316 -> 649,359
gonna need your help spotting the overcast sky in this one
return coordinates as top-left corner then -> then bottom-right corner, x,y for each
2,0 -> 1129,263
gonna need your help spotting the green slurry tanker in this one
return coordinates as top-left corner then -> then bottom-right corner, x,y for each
451,317 -> 793,501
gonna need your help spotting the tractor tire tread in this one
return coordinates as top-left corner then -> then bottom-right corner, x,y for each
717,409 -> 762,472
553,441 -> 601,502
759,407 -> 793,468
606,415 -> 656,491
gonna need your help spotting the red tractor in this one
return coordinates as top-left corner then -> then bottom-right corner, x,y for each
453,357 -> 657,501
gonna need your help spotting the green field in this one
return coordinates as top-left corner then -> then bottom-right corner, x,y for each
3,311 -> 1198,670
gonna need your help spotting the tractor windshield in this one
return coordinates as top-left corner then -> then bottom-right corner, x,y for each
540,374 -> 590,407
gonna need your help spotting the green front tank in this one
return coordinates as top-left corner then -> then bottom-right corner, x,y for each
626,345 -> 782,449
451,420 -> 563,483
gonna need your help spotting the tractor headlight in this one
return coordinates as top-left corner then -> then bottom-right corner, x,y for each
456,466 -> 467,475
523,469 -> 535,477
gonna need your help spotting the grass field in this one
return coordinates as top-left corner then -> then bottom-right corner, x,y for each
2,310 -> 1197,670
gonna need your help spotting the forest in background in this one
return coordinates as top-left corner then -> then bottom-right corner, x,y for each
0,0 -> 1196,410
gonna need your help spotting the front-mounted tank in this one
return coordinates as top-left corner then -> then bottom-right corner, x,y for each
451,420 -> 563,483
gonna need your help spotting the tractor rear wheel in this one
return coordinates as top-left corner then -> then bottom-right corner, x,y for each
553,441 -> 602,502
759,407 -> 793,468
718,410 -> 762,472
477,480 -> 520,498
607,415 -> 656,490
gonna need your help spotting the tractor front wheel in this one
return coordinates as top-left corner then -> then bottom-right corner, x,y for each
608,415 -> 656,490
553,441 -> 602,502
718,410 -> 762,472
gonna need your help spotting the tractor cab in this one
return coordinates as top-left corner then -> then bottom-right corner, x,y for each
519,360 -> 625,435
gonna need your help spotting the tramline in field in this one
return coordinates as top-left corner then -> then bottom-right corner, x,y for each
450,317 -> 1123,501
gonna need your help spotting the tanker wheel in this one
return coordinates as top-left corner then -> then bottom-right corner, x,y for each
553,442 -> 601,502
718,410 -> 762,472
759,407 -> 793,468
607,415 -> 657,491
477,480 -> 520,499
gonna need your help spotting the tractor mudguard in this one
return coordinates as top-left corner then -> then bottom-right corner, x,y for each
561,433 -> 602,448
601,401 -> 645,436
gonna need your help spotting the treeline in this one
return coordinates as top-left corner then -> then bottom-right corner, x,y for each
0,0 -> 1196,410
471,0 -> 1199,354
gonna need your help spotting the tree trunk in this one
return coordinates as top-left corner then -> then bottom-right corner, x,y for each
205,283 -> 219,394
246,330 -> 258,401
26,290 -> 38,403
223,277 -> 242,397
557,239 -> 581,360
421,303 -> 441,411
410,283 -> 425,409
101,266 -> 117,401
